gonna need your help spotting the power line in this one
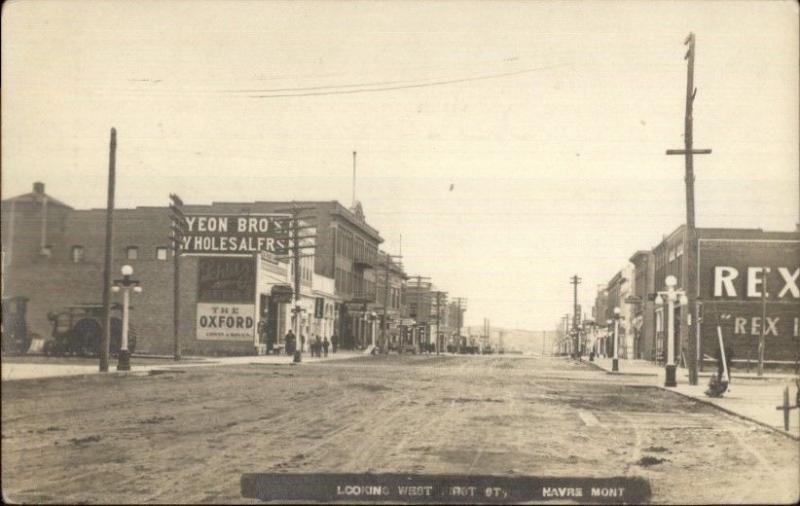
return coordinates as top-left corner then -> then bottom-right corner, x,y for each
250,64 -> 567,99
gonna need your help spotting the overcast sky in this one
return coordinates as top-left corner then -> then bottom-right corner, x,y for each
2,0 -> 798,330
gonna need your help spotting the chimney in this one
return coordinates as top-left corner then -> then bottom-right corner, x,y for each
33,182 -> 45,194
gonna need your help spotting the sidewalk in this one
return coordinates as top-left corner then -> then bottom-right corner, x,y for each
589,356 -> 800,440
1,350 -> 363,382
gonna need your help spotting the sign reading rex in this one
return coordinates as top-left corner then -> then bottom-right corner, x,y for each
712,266 -> 799,299
699,239 -> 800,300
181,214 -> 289,255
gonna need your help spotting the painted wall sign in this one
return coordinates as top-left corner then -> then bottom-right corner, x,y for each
698,239 -> 800,361
699,240 -> 800,301
181,214 -> 289,255
196,303 -> 255,341
197,257 -> 255,303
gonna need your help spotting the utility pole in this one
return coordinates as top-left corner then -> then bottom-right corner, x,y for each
570,275 -> 582,359
168,194 -> 186,361
666,32 -> 712,386
453,297 -> 467,353
380,252 -> 402,352
758,268 -> 768,376
274,204 -> 317,359
411,275 -> 431,351
100,127 -> 116,373
434,291 -> 447,355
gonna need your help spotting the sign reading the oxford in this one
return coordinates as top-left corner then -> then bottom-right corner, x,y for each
182,214 -> 289,255
196,303 -> 255,341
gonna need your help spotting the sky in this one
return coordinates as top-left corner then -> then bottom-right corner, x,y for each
2,0 -> 798,331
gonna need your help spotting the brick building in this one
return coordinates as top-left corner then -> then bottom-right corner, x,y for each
594,224 -> 800,369
1,183 -> 396,355
629,250 -> 656,360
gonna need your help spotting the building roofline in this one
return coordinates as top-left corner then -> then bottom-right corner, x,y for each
628,250 -> 652,263
2,192 -> 73,209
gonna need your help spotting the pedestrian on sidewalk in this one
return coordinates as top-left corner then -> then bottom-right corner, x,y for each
300,333 -> 306,353
331,333 -> 338,354
314,335 -> 322,357
285,329 -> 296,355
323,336 -> 329,357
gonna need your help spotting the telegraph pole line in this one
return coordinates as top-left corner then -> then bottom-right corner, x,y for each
452,297 -> 468,353
273,204 -> 317,359
666,32 -> 712,386
570,275 -> 582,359
758,268 -> 767,377
168,194 -> 187,361
409,275 -> 431,351
100,127 -> 116,373
434,290 -> 447,355
380,253 -> 402,353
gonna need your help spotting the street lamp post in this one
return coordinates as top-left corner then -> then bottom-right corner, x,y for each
611,307 -> 622,372
111,264 -> 141,371
656,275 -> 688,387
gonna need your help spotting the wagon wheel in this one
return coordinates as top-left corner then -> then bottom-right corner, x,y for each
72,318 -> 103,357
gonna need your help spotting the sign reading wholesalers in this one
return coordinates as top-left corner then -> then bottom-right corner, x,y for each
196,303 -> 256,341
181,214 -> 290,255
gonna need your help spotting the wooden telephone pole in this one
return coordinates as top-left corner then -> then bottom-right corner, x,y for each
434,290 -> 447,354
100,128 -> 116,372
380,253 -> 403,352
274,204 -> 317,357
168,193 -> 187,361
452,297 -> 468,353
666,32 -> 712,386
570,275 -> 582,358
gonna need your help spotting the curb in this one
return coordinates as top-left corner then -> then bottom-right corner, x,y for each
658,385 -> 800,442
585,360 -> 659,377
605,371 -> 659,377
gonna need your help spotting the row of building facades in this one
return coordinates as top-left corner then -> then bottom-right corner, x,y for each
556,224 -> 800,369
1,182 -> 471,356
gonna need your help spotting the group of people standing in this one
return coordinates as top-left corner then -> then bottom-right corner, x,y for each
284,330 -> 338,358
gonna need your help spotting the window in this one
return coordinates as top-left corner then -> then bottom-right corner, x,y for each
675,242 -> 684,257
126,246 -> 139,260
71,246 -> 84,263
156,247 -> 168,260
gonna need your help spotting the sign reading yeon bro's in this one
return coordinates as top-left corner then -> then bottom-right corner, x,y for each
181,214 -> 290,255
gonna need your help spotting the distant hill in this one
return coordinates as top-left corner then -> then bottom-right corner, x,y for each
465,326 -> 560,355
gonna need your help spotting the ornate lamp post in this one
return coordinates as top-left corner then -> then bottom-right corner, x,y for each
612,307 -> 621,372
655,275 -> 688,387
368,311 -> 378,348
111,264 -> 141,371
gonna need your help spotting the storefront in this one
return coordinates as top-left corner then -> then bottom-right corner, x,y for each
192,253 -> 293,355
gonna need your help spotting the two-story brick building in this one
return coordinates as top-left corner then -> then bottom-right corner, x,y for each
593,224 -> 800,369
1,183 -> 394,355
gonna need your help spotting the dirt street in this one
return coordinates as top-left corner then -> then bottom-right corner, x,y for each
2,355 -> 798,504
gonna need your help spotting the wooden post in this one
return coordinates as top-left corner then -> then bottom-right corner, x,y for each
666,33 -> 712,386
100,128 -> 116,372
